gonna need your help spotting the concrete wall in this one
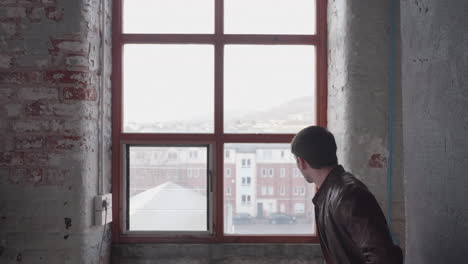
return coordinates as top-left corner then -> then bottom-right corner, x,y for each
112,244 -> 324,264
0,0 -> 112,263
328,0 -> 405,248
401,0 -> 468,263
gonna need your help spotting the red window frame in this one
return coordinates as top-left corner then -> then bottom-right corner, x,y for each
112,0 -> 328,244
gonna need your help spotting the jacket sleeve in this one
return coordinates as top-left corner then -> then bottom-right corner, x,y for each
337,189 -> 403,264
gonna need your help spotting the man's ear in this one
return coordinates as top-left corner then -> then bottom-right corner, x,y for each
297,157 -> 307,170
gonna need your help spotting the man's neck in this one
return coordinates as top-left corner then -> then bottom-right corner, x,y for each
312,166 -> 336,189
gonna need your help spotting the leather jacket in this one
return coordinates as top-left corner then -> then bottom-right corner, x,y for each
313,165 -> 403,264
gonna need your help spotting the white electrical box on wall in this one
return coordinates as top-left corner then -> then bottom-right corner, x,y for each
94,193 -> 112,226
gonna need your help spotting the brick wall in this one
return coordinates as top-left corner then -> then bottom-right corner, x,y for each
0,0 -> 112,263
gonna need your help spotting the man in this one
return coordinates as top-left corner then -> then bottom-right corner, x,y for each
291,126 -> 403,264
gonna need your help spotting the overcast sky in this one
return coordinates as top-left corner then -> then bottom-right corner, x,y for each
122,0 -> 317,126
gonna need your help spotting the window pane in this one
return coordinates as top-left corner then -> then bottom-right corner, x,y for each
128,146 -> 208,231
224,45 -> 316,133
225,0 -> 316,34
224,144 -> 316,235
123,0 -> 214,33
123,45 -> 214,133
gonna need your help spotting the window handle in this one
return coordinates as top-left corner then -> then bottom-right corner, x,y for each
208,169 -> 213,193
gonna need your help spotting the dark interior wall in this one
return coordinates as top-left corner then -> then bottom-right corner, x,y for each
0,0 -> 112,263
401,0 -> 468,263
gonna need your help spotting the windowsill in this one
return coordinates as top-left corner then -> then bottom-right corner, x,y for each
112,243 -> 324,262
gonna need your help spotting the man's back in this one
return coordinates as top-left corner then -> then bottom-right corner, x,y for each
313,165 -> 403,264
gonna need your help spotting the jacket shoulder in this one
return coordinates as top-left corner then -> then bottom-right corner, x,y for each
328,172 -> 372,207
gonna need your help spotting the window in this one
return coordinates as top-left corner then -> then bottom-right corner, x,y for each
113,0 -> 327,243
280,168 -> 286,177
268,168 -> 274,177
293,168 -> 300,178
225,168 -> 231,177
268,186 -> 274,196
126,146 -> 209,232
300,186 -> 306,196
189,150 -> 198,159
168,152 -> 178,160
241,195 -> 251,204
280,203 -> 286,213
226,186 -> 231,196
261,186 -> 267,196
280,186 -> 286,196
293,186 -> 299,196
294,203 -> 305,214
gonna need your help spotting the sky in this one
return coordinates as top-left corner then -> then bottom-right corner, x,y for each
122,0 -> 317,126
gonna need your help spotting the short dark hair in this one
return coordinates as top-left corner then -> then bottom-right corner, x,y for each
291,126 -> 338,169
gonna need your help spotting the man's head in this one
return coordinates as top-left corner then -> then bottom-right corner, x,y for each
291,126 -> 338,183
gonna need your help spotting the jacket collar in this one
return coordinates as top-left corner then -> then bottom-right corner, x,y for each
312,165 -> 345,206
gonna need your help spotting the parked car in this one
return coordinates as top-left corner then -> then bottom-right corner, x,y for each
268,213 -> 296,224
233,213 -> 253,224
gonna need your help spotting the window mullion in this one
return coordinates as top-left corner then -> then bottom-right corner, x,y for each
214,0 -> 225,241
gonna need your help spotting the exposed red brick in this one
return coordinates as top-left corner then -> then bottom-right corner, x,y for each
368,153 -> 388,168
45,70 -> 89,86
45,6 -> 63,22
25,101 -> 98,119
46,136 -> 89,151
63,87 -> 97,101
49,37 -> 86,55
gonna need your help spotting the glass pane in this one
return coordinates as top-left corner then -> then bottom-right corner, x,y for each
225,0 -> 316,34
123,0 -> 214,33
224,144 -> 316,235
123,45 -> 214,133
224,45 -> 316,133
128,146 -> 208,231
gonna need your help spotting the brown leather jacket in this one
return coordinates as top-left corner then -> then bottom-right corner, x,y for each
313,165 -> 403,264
